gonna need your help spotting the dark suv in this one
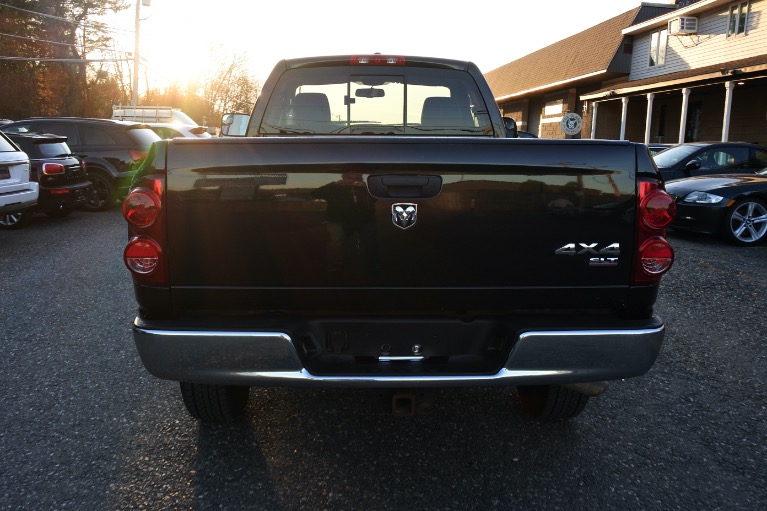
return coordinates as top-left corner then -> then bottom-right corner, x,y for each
1,118 -> 161,210
5,133 -> 95,224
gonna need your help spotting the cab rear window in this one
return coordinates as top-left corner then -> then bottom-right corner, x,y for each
260,66 -> 494,137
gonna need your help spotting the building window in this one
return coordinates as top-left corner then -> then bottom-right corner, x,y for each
544,100 -> 563,116
649,29 -> 668,67
728,1 -> 750,37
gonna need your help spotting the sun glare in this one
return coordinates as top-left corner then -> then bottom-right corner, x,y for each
141,41 -> 216,90
103,0 -> 646,96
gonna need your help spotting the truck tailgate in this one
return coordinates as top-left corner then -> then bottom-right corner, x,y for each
164,137 -> 639,314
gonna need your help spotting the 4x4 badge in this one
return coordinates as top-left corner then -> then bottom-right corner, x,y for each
392,203 -> 417,229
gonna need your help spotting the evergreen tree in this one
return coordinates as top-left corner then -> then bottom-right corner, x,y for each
0,1 -> 129,118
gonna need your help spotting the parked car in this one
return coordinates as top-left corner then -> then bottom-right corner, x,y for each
5,132 -> 95,222
1,118 -> 161,210
147,123 -> 212,139
517,130 -> 538,138
0,132 -> 37,229
652,142 -> 767,181
666,171 -> 767,245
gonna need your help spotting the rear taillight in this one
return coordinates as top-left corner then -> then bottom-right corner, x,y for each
129,150 -> 148,162
42,162 -> 65,175
123,176 -> 167,285
633,180 -> 675,284
124,237 -> 162,275
638,237 -> 674,275
640,189 -> 676,229
122,188 -> 161,228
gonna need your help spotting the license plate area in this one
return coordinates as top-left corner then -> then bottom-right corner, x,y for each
71,184 -> 93,204
297,318 -> 514,375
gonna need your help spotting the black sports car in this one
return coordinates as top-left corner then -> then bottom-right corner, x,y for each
666,172 -> 767,246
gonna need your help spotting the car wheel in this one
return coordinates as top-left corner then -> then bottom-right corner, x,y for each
723,198 -> 767,246
0,210 -> 32,229
179,382 -> 250,422
81,171 -> 115,211
516,385 -> 589,421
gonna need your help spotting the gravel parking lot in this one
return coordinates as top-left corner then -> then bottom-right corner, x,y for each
1,209 -> 765,510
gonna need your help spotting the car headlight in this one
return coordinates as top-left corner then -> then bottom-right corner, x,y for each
683,191 -> 725,204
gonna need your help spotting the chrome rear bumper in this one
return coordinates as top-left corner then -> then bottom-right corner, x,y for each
133,317 -> 665,387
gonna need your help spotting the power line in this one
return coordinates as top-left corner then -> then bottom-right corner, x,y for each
0,2 -> 78,25
0,2 -> 134,36
0,56 -> 131,62
0,30 -> 76,48
0,3 -> 136,62
0,30 -> 127,53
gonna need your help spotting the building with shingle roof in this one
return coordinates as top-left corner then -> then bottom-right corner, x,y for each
485,0 -> 767,146
485,3 -> 675,138
583,0 -> 767,145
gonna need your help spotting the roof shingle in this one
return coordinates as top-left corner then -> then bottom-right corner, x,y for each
485,8 -> 643,99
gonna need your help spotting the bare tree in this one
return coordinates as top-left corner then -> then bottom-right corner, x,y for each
198,53 -> 260,121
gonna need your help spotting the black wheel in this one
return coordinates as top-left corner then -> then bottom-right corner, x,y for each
0,210 -> 32,229
723,198 -> 767,246
81,171 -> 115,211
516,385 -> 589,421
179,382 -> 250,422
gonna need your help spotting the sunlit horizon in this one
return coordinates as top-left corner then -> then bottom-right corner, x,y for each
101,0 -> 651,95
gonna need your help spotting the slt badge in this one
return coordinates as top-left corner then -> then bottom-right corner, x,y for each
392,203 -> 417,229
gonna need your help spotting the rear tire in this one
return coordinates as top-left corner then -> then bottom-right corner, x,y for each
179,382 -> 250,422
516,385 -> 589,421
81,171 -> 115,211
0,210 -> 32,229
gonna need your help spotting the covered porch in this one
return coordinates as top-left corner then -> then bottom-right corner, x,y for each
581,57 -> 767,146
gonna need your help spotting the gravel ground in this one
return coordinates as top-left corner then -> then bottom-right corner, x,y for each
0,210 -> 765,510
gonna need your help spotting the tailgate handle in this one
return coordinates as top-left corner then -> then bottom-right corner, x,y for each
367,175 -> 442,199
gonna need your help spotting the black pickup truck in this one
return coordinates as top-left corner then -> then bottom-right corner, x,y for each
122,55 -> 675,422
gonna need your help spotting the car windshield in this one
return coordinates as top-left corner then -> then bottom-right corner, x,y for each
13,139 -> 71,157
37,141 -> 71,157
653,145 -> 699,167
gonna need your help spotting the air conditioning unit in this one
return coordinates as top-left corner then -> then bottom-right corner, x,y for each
668,17 -> 698,35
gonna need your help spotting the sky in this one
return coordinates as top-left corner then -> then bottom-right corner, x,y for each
105,0 -> 661,88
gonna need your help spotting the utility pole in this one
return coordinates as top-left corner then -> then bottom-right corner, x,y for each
131,0 -> 140,107
131,1 -> 151,108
